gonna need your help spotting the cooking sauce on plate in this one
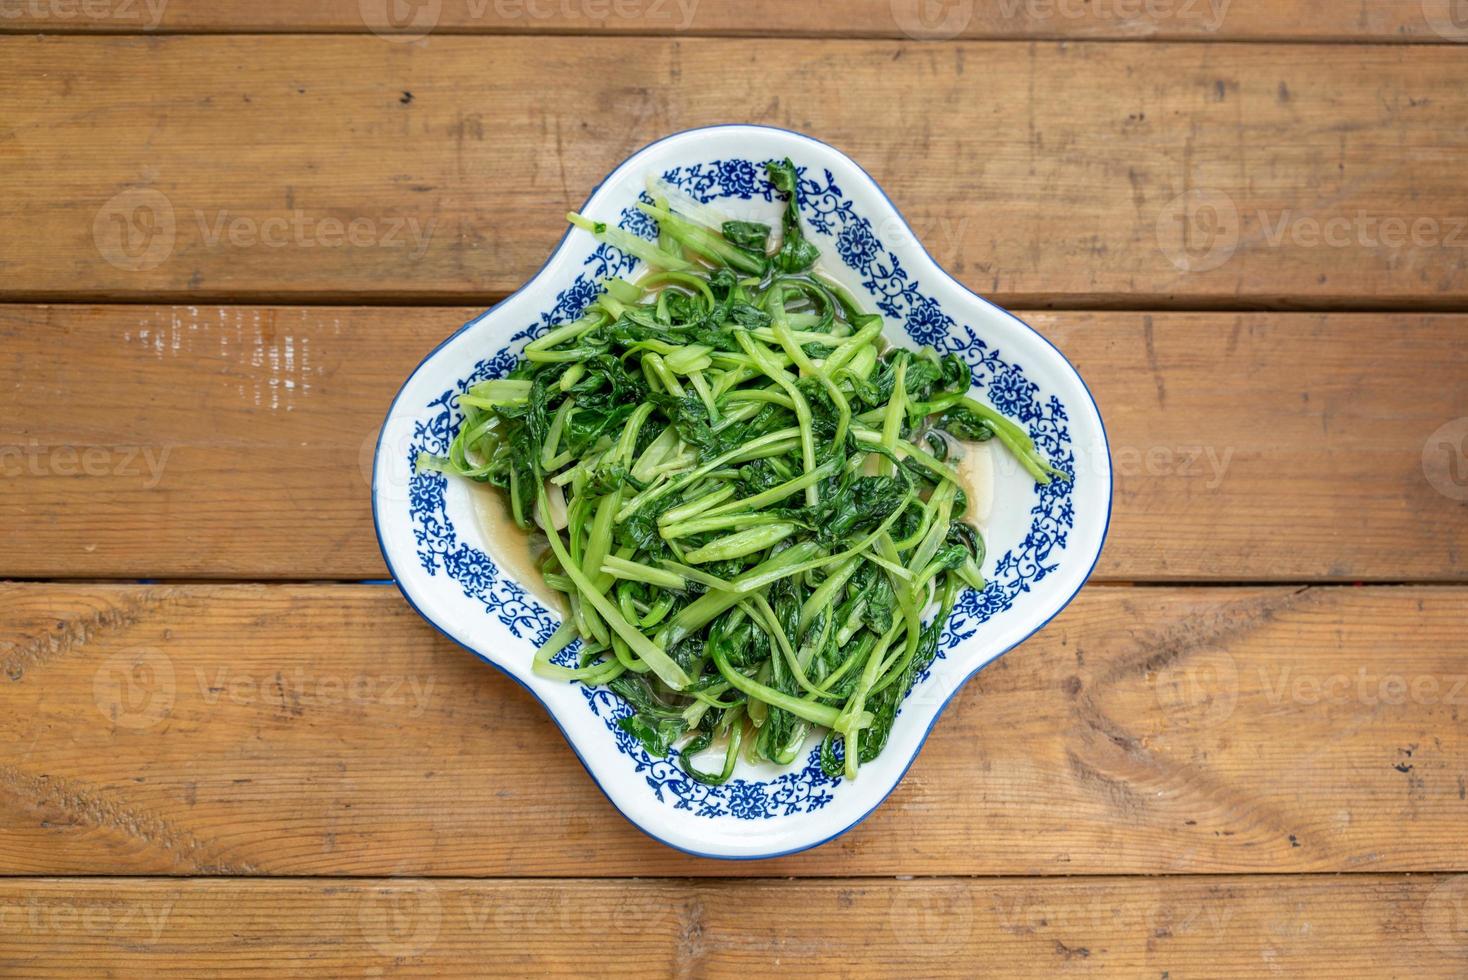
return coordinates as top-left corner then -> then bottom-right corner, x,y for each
468,482 -> 567,613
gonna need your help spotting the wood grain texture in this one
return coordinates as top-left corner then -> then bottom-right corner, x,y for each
4,305 -> 1465,581
3,582 -> 1465,877
2,875 -> 1466,977
0,0 -> 1455,42
5,36 -> 1468,306
4,19 -> 1464,978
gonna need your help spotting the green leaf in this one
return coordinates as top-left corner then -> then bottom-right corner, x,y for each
765,158 -> 821,274
721,220 -> 772,250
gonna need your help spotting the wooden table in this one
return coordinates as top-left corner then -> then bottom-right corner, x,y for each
3,4 -> 1467,975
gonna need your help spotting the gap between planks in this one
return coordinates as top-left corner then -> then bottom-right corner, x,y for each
15,293 -> 1468,315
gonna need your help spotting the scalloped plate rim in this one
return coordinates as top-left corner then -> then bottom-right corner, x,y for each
371,123 -> 1113,860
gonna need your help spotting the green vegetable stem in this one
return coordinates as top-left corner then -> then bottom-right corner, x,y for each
421,159 -> 1067,784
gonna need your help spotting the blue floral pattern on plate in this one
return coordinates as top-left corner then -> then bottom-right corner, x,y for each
404,159 -> 1076,819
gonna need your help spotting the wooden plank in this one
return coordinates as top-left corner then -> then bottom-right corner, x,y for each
4,305 -> 1465,581
1,875 -> 1464,976
0,0 -> 1456,43
4,36 -> 1468,306
0,305 -> 409,580
3,582 -> 1465,877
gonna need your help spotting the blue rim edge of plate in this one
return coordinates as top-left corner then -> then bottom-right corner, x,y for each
371,123 -> 1115,861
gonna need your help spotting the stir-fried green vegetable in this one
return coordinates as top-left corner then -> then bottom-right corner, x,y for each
422,159 -> 1067,782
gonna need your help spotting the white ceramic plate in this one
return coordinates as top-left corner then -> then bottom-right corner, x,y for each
373,125 -> 1111,859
